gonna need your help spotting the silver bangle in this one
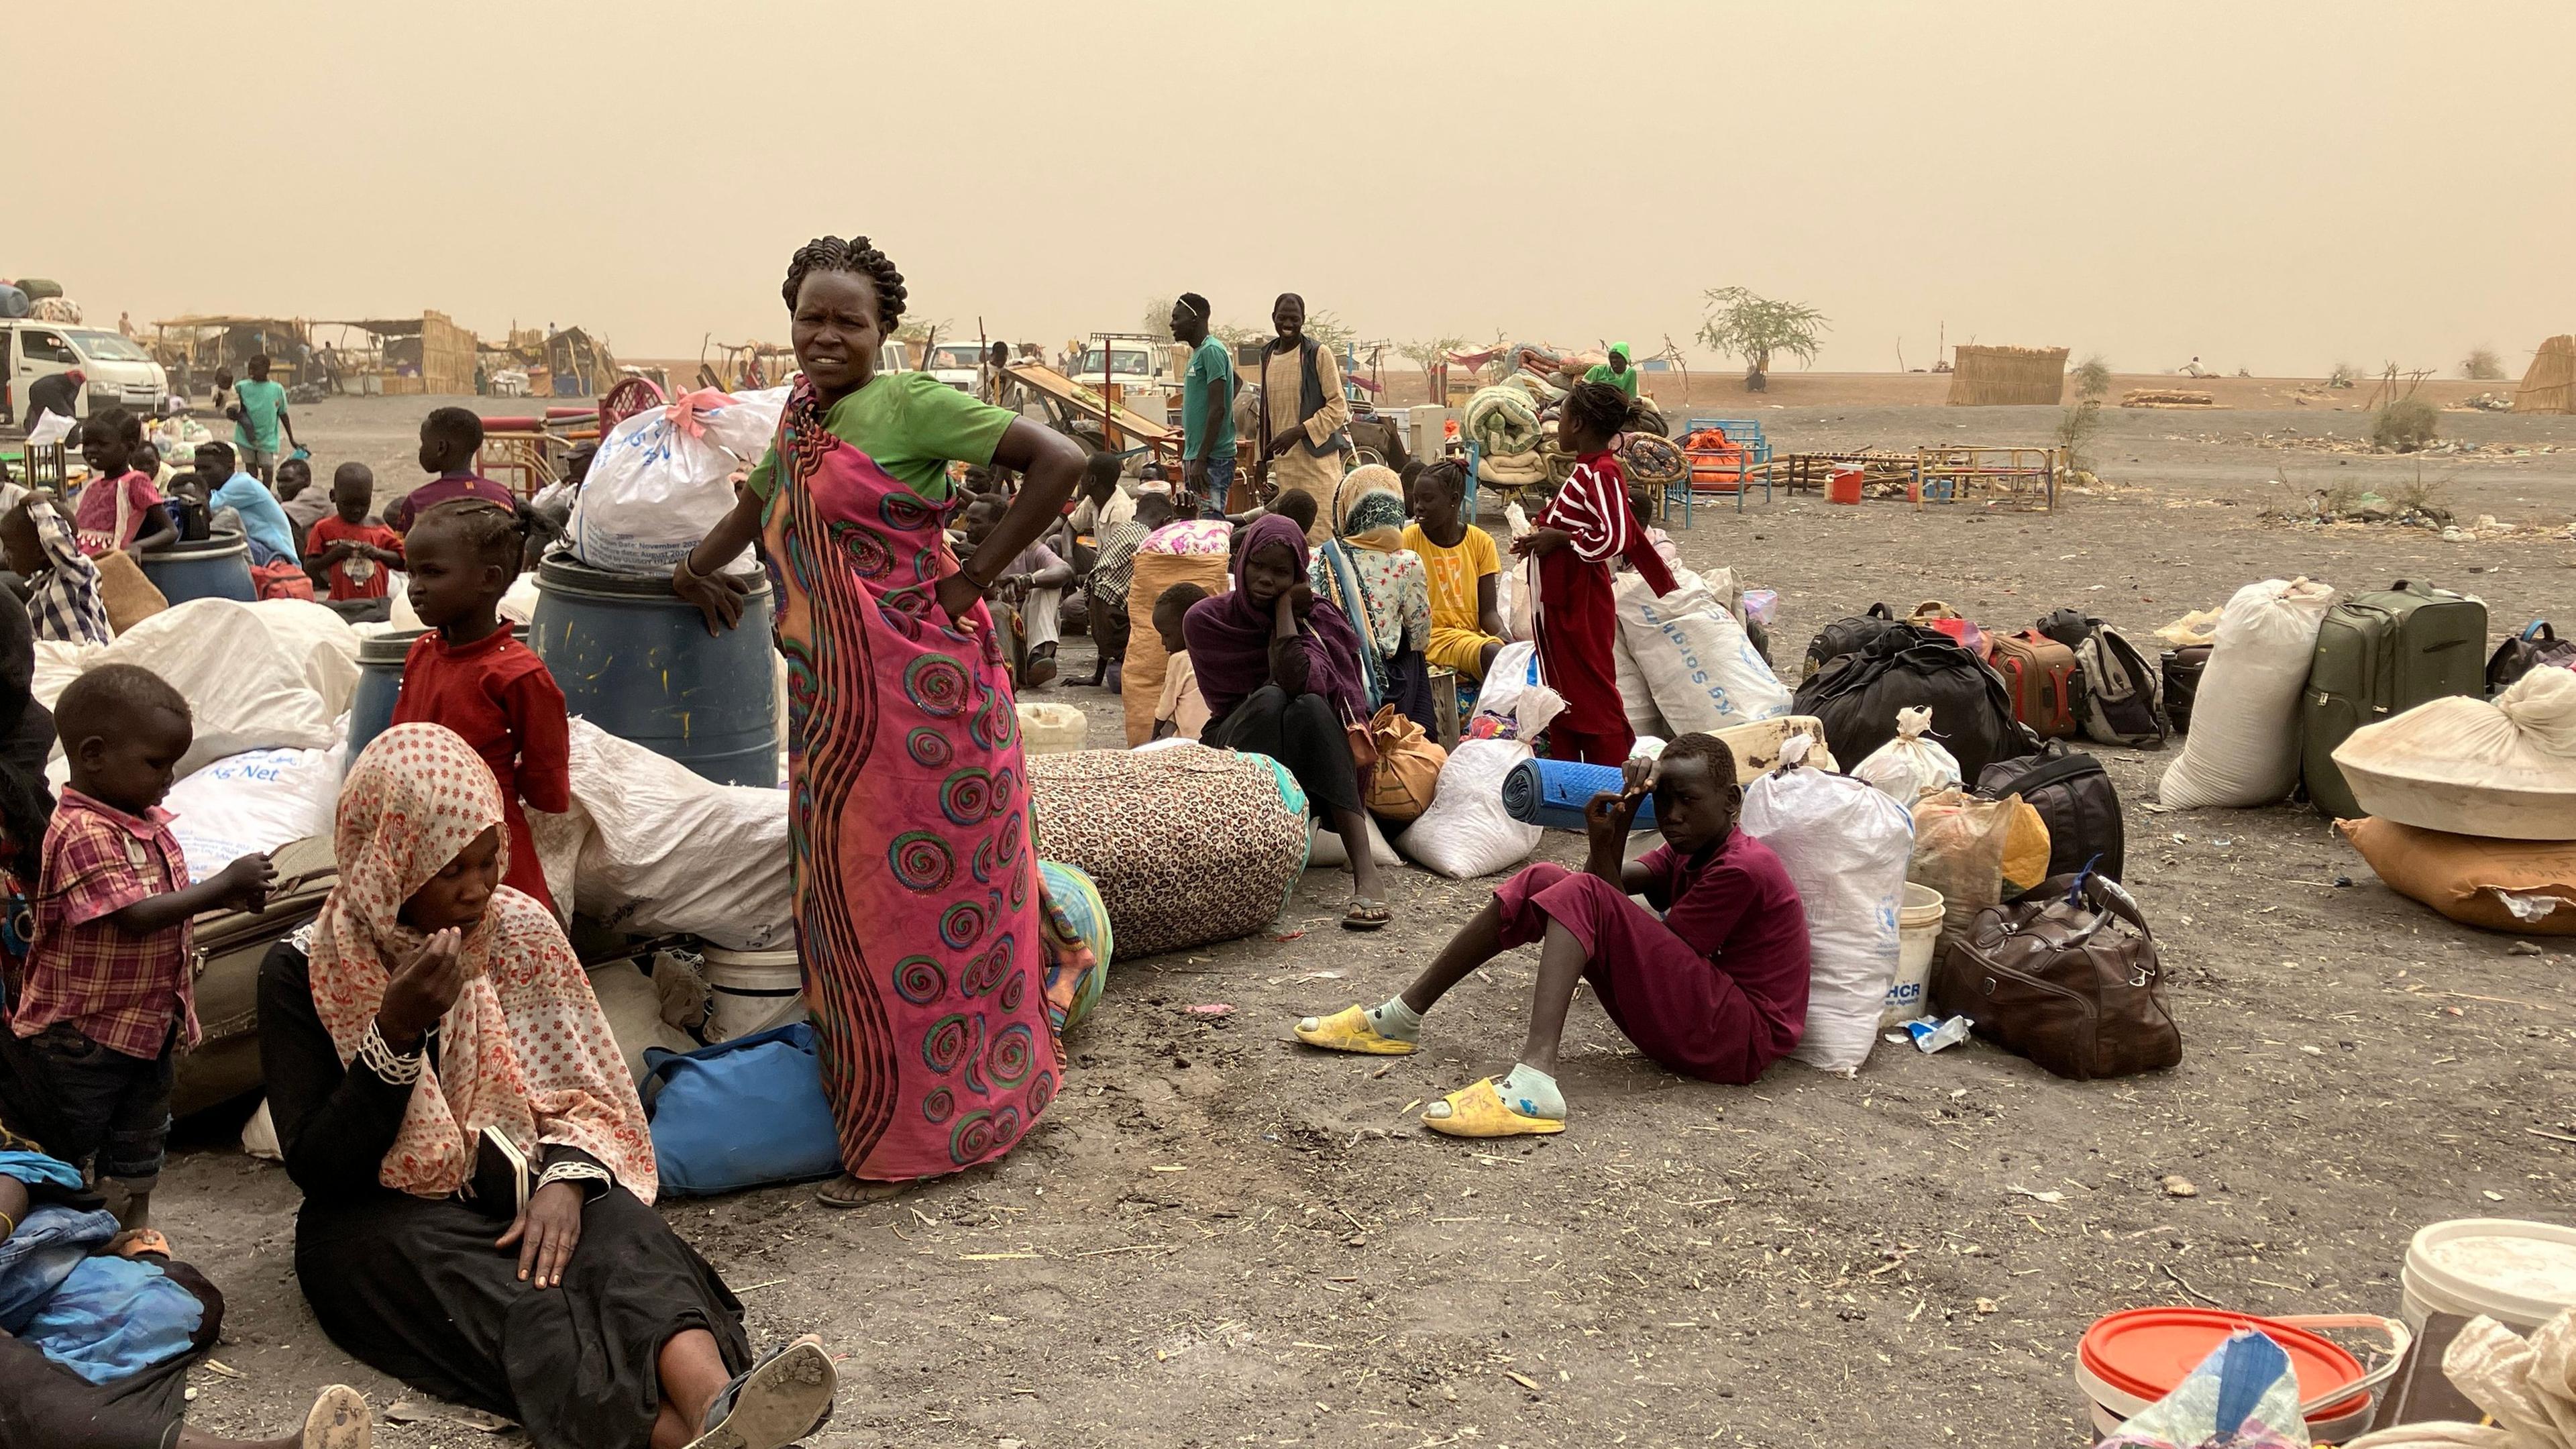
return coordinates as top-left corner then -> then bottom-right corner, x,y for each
357,1021 -> 426,1085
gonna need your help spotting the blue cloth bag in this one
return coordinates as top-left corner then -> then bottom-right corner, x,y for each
641,1024 -> 842,1196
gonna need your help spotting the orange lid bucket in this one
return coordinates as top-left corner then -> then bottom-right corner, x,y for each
2078,1308 -> 2371,1424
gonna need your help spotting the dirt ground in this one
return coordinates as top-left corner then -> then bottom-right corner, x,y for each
152,398 -> 2576,1448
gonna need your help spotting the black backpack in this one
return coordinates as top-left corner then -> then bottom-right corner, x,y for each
1977,743 -> 2125,883
1803,602 -> 1903,679
2487,622 -> 2576,696
1792,627 -> 2035,782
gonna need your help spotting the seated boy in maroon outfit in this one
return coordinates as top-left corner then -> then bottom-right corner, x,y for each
1295,732 -> 1809,1136
389,498 -> 570,917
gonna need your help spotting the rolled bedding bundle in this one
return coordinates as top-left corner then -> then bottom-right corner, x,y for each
1466,385 -> 1544,458
1617,433 -> 1688,488
1477,449 -> 1552,486
1501,757 -> 1658,831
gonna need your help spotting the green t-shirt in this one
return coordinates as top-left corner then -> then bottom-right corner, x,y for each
1181,335 -> 1238,462
745,371 -> 1016,504
233,377 -> 288,451
1582,362 -> 1640,400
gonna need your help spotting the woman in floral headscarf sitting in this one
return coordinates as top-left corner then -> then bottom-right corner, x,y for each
257,723 -> 837,1449
1309,464 -> 1436,726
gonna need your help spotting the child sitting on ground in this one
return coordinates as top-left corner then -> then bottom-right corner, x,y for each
302,464 -> 402,602
389,500 -> 569,917
387,407 -> 520,535
1150,582 -> 1212,741
10,665 -> 276,1226
1294,732 -> 1809,1136
2,494 -> 110,645
1403,458 -> 1507,680
272,454 -> 331,540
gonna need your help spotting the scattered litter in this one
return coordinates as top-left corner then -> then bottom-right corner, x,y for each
2508,941 -> 2544,957
1902,1015 -> 1972,1054
1181,1004 -> 1235,1016
2161,1175 -> 2199,1198
2006,1185 -> 2068,1205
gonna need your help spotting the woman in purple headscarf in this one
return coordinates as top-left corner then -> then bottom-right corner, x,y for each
1183,513 -> 1389,930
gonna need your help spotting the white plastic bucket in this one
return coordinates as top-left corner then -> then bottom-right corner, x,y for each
702,947 -> 806,1043
1018,701 -> 1087,756
2401,1219 -> 2576,1333
1881,883 -> 1945,1027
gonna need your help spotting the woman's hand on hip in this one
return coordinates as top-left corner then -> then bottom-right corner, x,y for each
935,572 -> 985,624
376,928 -> 464,1050
497,1180 -> 585,1289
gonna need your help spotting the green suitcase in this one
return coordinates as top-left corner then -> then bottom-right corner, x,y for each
2300,579 -> 2487,818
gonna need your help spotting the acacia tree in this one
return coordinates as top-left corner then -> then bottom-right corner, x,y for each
1399,335 -> 1469,402
1697,286 -> 1828,389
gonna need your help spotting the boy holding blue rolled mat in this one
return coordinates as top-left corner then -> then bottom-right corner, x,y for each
1294,732 -> 1808,1136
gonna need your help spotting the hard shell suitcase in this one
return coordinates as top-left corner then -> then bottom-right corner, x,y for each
2162,644 -> 2212,735
2300,580 -> 2487,819
174,837 -> 338,1117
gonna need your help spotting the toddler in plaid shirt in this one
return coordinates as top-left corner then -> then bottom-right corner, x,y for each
8,665 -> 273,1227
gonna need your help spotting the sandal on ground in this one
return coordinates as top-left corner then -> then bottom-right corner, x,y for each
1292,1005 -> 1417,1055
1421,1078 -> 1566,1138
686,1336 -> 836,1449
1023,645 -> 1059,688
815,1174 -> 912,1209
1342,897 -> 1391,932
301,1385 -> 372,1449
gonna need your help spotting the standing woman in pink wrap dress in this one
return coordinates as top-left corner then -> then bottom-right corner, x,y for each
673,236 -> 1097,1207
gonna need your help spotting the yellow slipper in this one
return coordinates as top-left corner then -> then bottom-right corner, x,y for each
1292,1006 -> 1418,1056
1421,1078 -> 1566,1138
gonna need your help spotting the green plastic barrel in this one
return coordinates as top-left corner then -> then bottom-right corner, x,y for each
529,555 -> 778,786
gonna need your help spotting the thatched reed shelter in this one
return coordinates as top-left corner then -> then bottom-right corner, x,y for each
1946,345 -> 2068,406
2514,335 -> 2573,415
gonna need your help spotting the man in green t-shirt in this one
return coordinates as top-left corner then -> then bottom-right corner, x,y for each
1171,294 -> 1238,520
1582,342 -> 1641,402
226,353 -> 301,482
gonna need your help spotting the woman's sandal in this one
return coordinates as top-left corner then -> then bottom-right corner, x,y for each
1421,1078 -> 1566,1138
300,1384 -> 372,1449
1292,1005 -> 1417,1055
815,1174 -> 912,1209
1342,897 -> 1391,932
684,1336 -> 836,1449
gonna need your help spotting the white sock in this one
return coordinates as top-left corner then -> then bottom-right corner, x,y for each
1364,996 -> 1423,1042
1495,1063 -> 1564,1120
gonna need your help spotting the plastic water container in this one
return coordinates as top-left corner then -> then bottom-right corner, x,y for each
2402,1218 -> 2576,1333
529,555 -> 778,787
701,947 -> 806,1043
1880,882 -> 1946,1026
140,530 -> 256,605
345,628 -> 428,769
1018,701 -> 1087,755
1826,463 -> 1865,506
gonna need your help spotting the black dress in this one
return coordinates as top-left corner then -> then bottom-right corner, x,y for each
258,944 -> 750,1449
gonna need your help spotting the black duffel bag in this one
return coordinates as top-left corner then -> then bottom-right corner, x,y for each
1802,602 -> 1904,679
1792,626 -> 2035,782
1976,741 -> 2125,883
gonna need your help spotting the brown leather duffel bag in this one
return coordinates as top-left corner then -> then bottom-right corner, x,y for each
1933,871 -> 2180,1081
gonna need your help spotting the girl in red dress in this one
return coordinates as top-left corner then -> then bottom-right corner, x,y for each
388,500 -> 570,917
1513,381 -> 1676,763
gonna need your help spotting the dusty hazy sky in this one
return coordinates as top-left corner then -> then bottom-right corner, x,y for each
15,1 -> 2569,376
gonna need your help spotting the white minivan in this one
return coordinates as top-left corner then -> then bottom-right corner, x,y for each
3,320 -> 169,425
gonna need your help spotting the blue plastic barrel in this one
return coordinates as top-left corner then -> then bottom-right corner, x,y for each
140,531 -> 255,605
345,628 -> 427,769
529,555 -> 778,786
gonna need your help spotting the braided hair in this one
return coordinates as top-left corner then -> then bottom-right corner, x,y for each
781,235 -> 908,329
1561,380 -> 1630,449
